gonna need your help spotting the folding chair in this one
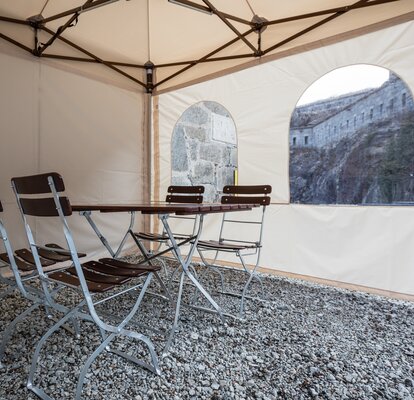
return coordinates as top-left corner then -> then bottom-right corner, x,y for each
196,185 -> 272,318
131,185 -> 204,280
11,172 -> 162,400
0,199 -> 84,367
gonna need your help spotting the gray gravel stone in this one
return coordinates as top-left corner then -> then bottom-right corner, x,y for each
0,257 -> 413,400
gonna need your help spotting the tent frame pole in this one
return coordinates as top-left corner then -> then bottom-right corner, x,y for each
0,0 -> 405,91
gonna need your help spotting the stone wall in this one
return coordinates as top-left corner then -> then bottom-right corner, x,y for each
171,101 -> 237,202
290,73 -> 414,148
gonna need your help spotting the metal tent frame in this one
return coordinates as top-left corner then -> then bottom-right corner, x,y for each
0,0 -> 400,93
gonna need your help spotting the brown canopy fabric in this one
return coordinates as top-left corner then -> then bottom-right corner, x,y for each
1,0 -> 414,93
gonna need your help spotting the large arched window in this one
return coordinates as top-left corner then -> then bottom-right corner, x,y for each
289,65 -> 414,205
171,101 -> 238,202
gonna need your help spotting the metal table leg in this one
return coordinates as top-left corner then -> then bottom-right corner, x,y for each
160,213 -> 225,353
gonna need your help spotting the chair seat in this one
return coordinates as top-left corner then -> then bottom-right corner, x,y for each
99,258 -> 161,272
47,258 -> 159,293
0,252 -> 36,272
48,271 -> 116,293
197,240 -> 258,251
133,231 -> 170,242
38,243 -> 87,262
67,266 -> 131,285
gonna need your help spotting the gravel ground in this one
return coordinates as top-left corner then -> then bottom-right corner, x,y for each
0,258 -> 413,400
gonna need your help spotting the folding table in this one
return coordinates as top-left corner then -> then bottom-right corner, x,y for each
72,202 -> 257,352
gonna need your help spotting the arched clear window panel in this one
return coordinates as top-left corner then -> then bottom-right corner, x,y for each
289,65 -> 414,205
171,101 -> 238,202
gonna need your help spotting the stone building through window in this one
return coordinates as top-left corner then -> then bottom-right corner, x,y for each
171,101 -> 238,202
289,64 -> 414,205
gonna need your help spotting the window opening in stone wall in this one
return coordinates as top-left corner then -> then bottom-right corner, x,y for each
171,101 -> 238,202
289,64 -> 414,205
293,137 -> 297,146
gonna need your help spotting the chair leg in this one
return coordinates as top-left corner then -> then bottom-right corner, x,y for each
75,332 -> 116,400
154,271 -> 173,303
197,250 -> 224,293
239,254 -> 263,318
0,303 -> 41,368
163,271 -> 185,355
27,307 -> 81,399
76,275 -> 161,398
110,329 -> 160,374
167,264 -> 181,291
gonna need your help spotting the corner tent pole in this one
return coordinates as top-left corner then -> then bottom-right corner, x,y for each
142,92 -> 152,237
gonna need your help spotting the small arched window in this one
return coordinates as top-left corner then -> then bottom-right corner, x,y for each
171,101 -> 238,202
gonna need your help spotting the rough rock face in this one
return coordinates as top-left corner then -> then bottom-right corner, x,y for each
290,112 -> 414,204
171,101 -> 237,202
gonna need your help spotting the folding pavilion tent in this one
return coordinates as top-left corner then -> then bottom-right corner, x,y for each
1,0 -> 414,298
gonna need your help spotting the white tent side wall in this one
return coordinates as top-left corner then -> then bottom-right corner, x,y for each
155,20 -> 414,296
0,41 -> 146,257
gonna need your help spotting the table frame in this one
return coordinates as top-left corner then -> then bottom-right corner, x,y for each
73,203 -> 256,353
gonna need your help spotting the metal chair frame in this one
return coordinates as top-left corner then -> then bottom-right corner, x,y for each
131,185 -> 204,282
11,173 -> 161,400
196,185 -> 272,318
0,201 -> 75,368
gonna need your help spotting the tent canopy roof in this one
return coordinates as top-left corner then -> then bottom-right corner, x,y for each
1,0 -> 414,93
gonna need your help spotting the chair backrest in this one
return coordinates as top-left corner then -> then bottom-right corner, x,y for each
11,173 -> 91,305
221,185 -> 272,206
12,172 -> 72,217
165,185 -> 204,204
161,185 -> 204,239
218,185 -> 272,246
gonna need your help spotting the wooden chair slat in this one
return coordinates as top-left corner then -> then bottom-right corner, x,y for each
20,197 -> 72,217
223,185 -> 272,195
221,196 -> 271,205
166,195 -> 203,204
167,185 -> 204,194
12,172 -> 65,194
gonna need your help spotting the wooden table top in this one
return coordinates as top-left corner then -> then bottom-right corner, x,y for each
72,202 -> 258,215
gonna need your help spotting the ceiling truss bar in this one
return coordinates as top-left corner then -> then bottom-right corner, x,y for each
263,0 -> 371,55
0,16 -> 30,25
168,0 -> 252,25
201,0 -> 258,54
221,12 -> 253,26
155,53 -> 254,68
41,53 -> 144,68
154,26 -> 255,88
0,32 -> 33,53
40,26 -> 146,88
264,0 -> 399,27
41,0 -> 120,24
36,0 -> 95,56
